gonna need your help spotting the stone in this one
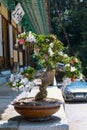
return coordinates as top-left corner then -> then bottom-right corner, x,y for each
0,121 -> 18,130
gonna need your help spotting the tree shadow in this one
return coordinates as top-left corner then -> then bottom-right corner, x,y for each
0,83 -> 20,120
0,115 -> 61,129
8,115 -> 61,122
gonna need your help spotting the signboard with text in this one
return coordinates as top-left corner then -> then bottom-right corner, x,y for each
11,3 -> 25,24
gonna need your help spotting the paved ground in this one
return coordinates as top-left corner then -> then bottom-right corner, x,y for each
65,102 -> 87,130
0,83 -> 20,120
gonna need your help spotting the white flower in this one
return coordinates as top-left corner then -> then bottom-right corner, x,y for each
65,64 -> 70,67
29,82 -> 35,89
19,85 -> 25,91
64,54 -> 68,57
9,74 -> 15,82
25,82 -> 35,91
25,82 -> 30,90
79,73 -> 83,80
18,32 -> 26,37
33,79 -> 42,85
20,78 -> 29,85
74,58 -> 78,63
21,32 -> 26,35
26,31 -> 36,43
46,39 -> 50,42
71,67 -> 76,72
58,51 -> 63,56
16,73 -> 23,79
13,81 -> 17,87
48,47 -> 54,56
49,43 -> 54,48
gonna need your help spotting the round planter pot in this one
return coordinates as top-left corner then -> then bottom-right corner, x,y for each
13,97 -> 63,121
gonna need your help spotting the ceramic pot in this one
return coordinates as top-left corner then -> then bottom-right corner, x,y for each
13,97 -> 63,120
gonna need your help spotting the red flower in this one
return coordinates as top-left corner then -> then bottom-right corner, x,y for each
19,38 -> 25,44
71,78 -> 76,82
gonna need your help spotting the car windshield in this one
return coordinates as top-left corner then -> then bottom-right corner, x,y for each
69,80 -> 87,88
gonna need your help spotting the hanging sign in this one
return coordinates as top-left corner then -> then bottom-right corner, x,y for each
11,3 -> 25,24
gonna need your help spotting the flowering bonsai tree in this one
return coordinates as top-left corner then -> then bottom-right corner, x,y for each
9,31 -> 83,101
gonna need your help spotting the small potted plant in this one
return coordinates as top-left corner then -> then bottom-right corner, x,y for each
8,32 -> 83,120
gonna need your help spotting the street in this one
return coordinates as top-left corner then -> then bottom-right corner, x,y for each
65,102 -> 87,130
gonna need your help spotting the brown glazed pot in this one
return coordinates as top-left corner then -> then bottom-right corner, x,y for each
13,97 -> 63,120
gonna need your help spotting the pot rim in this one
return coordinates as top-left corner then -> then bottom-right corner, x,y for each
12,97 -> 64,109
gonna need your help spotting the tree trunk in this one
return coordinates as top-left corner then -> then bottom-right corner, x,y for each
35,70 -> 55,101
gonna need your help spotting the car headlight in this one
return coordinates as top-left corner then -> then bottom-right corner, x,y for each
64,88 -> 72,94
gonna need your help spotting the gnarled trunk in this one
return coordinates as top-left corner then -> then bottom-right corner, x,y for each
35,70 -> 55,101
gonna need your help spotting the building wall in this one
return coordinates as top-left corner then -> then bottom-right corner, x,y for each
9,24 -> 14,67
0,0 -> 50,71
0,14 -> 3,69
0,15 -> 3,57
0,2 -> 24,71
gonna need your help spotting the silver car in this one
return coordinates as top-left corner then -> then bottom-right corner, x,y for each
62,79 -> 87,101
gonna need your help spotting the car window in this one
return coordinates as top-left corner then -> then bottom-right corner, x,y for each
69,81 -> 87,88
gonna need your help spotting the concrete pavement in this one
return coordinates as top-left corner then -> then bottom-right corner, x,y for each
0,83 -> 20,120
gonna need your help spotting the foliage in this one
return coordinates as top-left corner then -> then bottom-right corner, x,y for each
50,0 -> 87,76
22,67 -> 36,81
64,56 -> 83,79
17,32 -> 65,70
9,32 -> 84,100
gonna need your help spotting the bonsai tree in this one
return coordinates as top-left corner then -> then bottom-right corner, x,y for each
9,32 -> 83,101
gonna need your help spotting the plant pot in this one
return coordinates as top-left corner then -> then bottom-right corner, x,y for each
13,97 -> 63,121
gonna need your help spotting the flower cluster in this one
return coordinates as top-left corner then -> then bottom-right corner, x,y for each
17,32 -> 65,69
16,31 -> 36,45
9,73 -> 34,91
8,67 -> 37,92
64,56 -> 83,80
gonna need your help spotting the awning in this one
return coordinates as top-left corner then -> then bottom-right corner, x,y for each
1,0 -> 50,34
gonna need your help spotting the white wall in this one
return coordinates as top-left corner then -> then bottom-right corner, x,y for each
0,15 -> 3,56
9,24 -> 13,58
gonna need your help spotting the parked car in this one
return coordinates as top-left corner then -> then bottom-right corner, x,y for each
62,79 -> 87,101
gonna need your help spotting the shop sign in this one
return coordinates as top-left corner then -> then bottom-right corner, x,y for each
11,3 -> 25,24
